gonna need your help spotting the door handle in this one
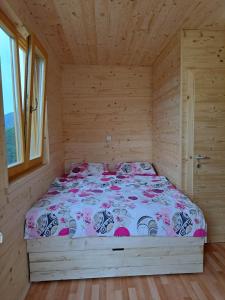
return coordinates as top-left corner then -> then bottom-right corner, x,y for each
194,155 -> 210,160
194,155 -> 210,169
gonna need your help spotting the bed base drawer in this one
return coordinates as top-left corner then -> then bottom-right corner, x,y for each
27,236 -> 204,282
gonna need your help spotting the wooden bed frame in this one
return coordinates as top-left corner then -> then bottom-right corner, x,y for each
27,236 -> 205,282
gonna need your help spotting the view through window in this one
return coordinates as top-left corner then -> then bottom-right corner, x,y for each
19,46 -> 26,109
0,27 -> 23,167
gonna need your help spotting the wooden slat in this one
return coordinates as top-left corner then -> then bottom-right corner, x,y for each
27,236 -> 205,252
30,254 -> 202,272
29,246 -> 202,263
30,263 -> 203,282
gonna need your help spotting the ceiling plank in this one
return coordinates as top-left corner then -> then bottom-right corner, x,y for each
14,0 -> 225,66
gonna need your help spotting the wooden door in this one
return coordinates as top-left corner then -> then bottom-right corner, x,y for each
186,69 -> 225,242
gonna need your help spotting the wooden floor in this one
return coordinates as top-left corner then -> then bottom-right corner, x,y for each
25,243 -> 225,300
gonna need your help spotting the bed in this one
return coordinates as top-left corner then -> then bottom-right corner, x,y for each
25,162 -> 206,282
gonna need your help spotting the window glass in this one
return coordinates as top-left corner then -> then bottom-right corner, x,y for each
0,27 -> 23,167
19,46 -> 26,108
30,47 -> 46,160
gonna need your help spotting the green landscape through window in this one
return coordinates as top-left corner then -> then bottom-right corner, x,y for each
0,27 -> 23,167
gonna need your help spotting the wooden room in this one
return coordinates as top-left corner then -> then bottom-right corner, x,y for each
0,1 -> 225,299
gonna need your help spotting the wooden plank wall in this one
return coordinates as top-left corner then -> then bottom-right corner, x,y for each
62,65 -> 152,168
152,34 -> 181,187
0,3 -> 64,300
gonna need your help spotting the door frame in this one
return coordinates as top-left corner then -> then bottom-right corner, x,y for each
183,68 -> 195,197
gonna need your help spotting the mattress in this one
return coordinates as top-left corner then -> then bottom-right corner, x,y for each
25,172 -> 207,239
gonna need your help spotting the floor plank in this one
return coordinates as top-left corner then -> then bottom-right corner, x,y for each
25,243 -> 225,300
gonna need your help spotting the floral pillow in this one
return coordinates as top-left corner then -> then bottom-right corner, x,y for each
68,162 -> 105,177
117,162 -> 156,176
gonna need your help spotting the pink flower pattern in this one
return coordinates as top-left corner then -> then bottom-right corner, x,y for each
25,163 -> 206,239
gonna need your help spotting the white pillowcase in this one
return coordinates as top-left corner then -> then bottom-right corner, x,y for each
68,162 -> 105,177
117,162 -> 157,175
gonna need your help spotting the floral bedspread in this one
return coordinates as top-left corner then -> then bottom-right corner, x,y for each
25,174 -> 207,239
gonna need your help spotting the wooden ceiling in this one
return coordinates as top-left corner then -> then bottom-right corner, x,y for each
22,0 -> 225,65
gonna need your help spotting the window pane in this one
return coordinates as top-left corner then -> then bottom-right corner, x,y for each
19,47 -> 26,108
30,47 -> 45,160
0,27 -> 23,167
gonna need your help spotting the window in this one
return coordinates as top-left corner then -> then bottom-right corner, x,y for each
29,43 -> 47,161
27,35 -> 47,168
0,26 -> 24,168
0,11 -> 47,180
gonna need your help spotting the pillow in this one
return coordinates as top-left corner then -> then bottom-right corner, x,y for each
68,162 -> 105,177
117,162 -> 156,175
88,162 -> 105,175
68,162 -> 89,177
